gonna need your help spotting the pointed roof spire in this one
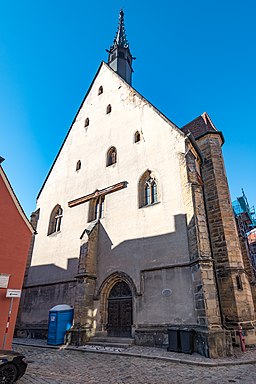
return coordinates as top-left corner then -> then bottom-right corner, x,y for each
107,9 -> 134,85
112,9 -> 129,49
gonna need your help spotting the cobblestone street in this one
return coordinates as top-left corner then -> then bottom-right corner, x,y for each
14,345 -> 256,384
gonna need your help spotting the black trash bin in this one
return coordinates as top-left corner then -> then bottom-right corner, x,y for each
180,329 -> 194,354
167,329 -> 180,352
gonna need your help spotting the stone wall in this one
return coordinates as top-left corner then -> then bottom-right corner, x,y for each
71,222 -> 99,344
179,141 -> 222,329
16,281 -> 76,339
197,133 -> 256,341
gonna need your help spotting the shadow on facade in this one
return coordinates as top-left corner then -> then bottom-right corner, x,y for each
17,213 -> 196,339
97,213 -> 190,281
17,258 -> 78,338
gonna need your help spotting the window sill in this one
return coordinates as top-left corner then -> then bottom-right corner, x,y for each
47,230 -> 61,237
139,201 -> 160,209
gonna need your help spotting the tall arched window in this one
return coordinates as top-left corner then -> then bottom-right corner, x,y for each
138,171 -> 159,208
88,196 -> 105,222
106,104 -> 112,114
106,147 -> 117,166
95,196 -> 104,220
98,86 -> 103,95
151,180 -> 158,203
145,183 -> 150,205
48,205 -> 63,235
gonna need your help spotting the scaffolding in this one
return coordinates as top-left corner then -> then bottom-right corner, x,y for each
232,189 -> 256,280
232,189 -> 256,229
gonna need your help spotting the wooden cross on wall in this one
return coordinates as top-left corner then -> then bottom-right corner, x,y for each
68,181 -> 128,208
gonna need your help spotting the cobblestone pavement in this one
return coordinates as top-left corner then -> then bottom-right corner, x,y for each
14,345 -> 256,384
12,337 -> 256,365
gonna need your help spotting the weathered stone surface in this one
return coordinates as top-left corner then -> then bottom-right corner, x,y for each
196,133 -> 256,343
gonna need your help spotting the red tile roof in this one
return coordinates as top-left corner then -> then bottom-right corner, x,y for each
181,112 -> 218,138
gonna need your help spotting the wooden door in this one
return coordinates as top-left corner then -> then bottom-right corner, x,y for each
107,282 -> 132,337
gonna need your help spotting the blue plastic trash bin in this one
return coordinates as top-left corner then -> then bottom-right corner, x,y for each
47,304 -> 74,345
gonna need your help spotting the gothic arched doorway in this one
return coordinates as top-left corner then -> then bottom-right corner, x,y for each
107,281 -> 132,337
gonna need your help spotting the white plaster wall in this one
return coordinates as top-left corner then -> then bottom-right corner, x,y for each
27,63 -> 190,293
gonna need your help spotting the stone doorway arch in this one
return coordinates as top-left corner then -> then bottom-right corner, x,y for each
97,272 -> 136,337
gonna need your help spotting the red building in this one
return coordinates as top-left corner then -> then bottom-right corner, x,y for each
0,157 -> 34,350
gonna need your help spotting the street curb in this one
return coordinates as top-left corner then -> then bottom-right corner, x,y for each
12,341 -> 256,367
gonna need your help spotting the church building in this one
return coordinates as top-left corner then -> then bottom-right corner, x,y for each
17,10 -> 256,358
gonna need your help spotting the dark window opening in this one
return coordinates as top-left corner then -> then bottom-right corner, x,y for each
236,275 -> 243,290
98,86 -> 103,95
85,118 -> 90,127
106,147 -> 117,166
76,160 -> 81,171
134,131 -> 141,143
106,104 -> 112,114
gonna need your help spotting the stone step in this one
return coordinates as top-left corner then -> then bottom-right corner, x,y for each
86,337 -> 134,349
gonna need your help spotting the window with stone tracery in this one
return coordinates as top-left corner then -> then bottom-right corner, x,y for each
145,178 -> 158,205
138,170 -> 159,208
48,205 -> 63,235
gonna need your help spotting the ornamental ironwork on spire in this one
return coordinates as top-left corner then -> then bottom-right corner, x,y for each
112,9 -> 129,49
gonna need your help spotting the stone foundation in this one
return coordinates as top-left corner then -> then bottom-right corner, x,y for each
134,326 -> 233,358
134,327 -> 169,348
68,327 -> 91,346
15,325 -> 48,340
194,328 -> 233,358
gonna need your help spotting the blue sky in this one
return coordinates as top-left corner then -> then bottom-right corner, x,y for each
0,0 -> 255,217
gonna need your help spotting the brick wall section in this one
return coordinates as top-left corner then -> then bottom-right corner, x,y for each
197,134 -> 255,327
179,144 -> 222,329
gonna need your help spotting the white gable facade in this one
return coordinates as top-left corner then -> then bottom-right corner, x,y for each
24,62 -> 196,326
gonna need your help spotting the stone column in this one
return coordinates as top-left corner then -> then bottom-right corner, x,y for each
70,221 -> 99,345
180,144 -> 232,357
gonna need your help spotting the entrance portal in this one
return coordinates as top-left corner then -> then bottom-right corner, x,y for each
107,281 -> 132,337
